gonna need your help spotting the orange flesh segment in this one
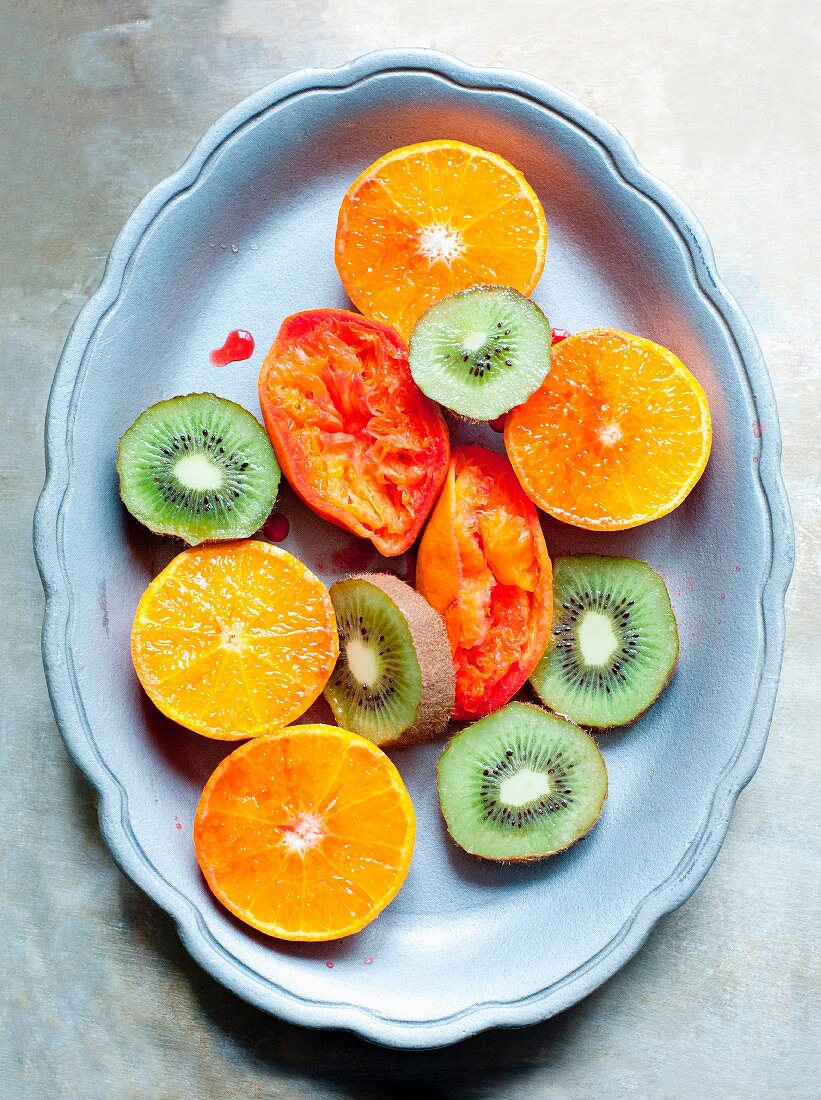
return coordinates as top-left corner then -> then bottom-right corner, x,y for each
335,141 -> 548,341
131,541 -> 338,740
504,329 -> 713,530
194,725 -> 415,940
416,446 -> 552,720
259,310 -> 449,556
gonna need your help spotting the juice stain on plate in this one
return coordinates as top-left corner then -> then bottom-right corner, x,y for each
210,329 -> 255,366
331,539 -> 376,572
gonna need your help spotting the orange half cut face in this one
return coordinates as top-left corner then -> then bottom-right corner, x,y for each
194,725 -> 416,940
335,141 -> 548,341
505,329 -> 712,530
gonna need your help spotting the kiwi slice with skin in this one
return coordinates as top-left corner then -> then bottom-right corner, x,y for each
409,286 -> 551,420
531,555 -> 679,729
117,393 -> 280,545
324,573 -> 455,748
437,701 -> 607,862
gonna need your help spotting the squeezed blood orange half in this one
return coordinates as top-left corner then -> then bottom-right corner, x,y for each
505,329 -> 712,530
193,725 -> 416,940
258,308 -> 449,556
335,141 -> 548,341
416,446 -> 553,720
131,541 -> 338,739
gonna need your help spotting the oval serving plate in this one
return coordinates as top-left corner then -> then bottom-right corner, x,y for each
35,50 -> 793,1048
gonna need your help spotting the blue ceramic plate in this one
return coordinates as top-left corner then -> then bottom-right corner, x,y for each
35,50 -> 793,1048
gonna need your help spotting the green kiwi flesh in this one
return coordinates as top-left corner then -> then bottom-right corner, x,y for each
324,573 -> 455,747
531,555 -> 679,728
409,285 -> 551,420
117,393 -> 280,545
437,701 -> 607,861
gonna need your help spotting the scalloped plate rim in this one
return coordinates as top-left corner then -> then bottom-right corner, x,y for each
34,48 -> 794,1049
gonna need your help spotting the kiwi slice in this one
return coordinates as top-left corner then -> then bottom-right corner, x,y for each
437,701 -> 607,861
117,393 -> 280,545
324,573 -> 455,748
530,555 -> 679,729
409,286 -> 551,420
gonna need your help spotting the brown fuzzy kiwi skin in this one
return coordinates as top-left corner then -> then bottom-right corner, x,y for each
532,558 -> 681,731
437,702 -> 608,863
345,572 -> 455,748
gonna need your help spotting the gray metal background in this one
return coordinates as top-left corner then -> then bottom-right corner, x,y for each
4,1 -> 819,1096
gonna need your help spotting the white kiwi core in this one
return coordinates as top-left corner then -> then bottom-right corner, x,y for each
174,453 -> 223,491
500,768 -> 550,808
346,637 -> 380,688
578,610 -> 619,666
462,330 -> 488,353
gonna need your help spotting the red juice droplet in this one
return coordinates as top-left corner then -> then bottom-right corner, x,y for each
363,956 -> 373,965
210,329 -> 255,367
753,422 -> 762,438
263,513 -> 290,542
551,327 -> 571,345
325,960 -> 334,969
489,414 -> 507,433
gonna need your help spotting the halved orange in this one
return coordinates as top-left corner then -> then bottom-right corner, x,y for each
193,725 -> 415,940
504,329 -> 712,530
131,541 -> 338,739
335,140 -> 548,341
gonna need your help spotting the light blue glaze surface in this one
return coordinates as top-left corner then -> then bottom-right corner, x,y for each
34,50 -> 793,1048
